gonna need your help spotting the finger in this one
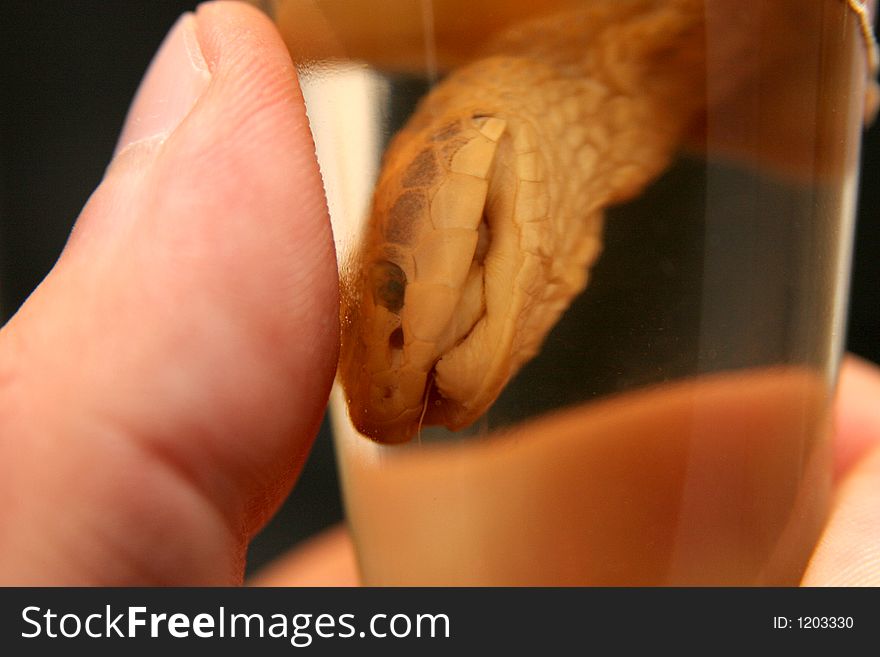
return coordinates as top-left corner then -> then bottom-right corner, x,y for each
0,1 -> 337,584
247,525 -> 359,587
832,355 -> 880,480
802,447 -> 880,585
802,356 -> 880,585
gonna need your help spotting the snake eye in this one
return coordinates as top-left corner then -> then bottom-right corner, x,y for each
370,260 -> 406,313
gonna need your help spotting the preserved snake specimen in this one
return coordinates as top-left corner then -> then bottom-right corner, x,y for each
329,0 -> 877,443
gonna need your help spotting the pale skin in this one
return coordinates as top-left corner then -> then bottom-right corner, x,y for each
0,1 -> 878,586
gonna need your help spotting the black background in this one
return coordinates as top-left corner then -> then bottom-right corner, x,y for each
1,1 -> 877,577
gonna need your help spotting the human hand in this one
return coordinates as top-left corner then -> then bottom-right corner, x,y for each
0,1 -> 338,585
1,1 -> 878,587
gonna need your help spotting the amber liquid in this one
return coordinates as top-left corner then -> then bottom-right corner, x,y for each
272,0 -> 869,585
332,368 -> 831,585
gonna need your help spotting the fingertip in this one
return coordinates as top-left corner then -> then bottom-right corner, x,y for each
802,445 -> 880,586
189,0 -> 311,151
833,355 -> 880,480
193,1 -> 288,70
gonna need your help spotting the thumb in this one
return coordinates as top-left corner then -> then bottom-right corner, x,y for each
0,1 -> 338,584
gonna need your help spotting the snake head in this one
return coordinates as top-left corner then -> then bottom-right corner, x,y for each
340,108 -> 590,443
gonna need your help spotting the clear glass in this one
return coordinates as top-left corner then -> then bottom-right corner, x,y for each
262,0 -> 873,585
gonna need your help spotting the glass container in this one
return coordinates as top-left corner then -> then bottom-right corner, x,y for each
259,0 -> 877,585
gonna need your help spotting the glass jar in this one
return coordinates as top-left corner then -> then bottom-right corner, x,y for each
259,0 -> 877,585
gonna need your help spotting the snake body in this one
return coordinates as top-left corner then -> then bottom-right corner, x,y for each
336,0 -> 875,443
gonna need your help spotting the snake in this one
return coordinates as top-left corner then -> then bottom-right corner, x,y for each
333,0 -> 878,443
